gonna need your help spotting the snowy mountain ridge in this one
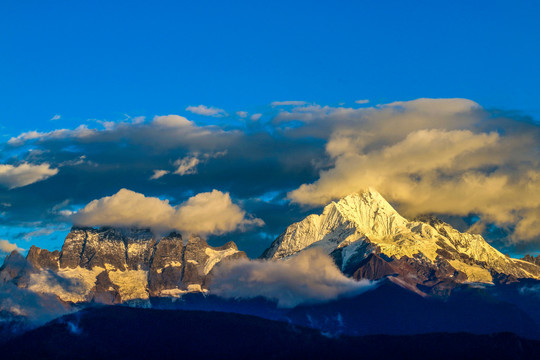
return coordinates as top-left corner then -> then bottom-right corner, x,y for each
262,189 -> 540,285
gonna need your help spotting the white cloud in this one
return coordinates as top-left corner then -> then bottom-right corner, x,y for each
58,155 -> 87,168
7,114 -> 236,154
71,189 -> 263,236
152,115 -> 192,128
8,125 -> 95,145
0,239 -> 23,253
250,113 -> 262,121
50,114 -> 61,121
271,101 -> 307,106
0,163 -> 59,189
355,99 -> 369,104
210,248 -> 376,307
59,210 -> 74,217
186,105 -> 228,117
130,116 -> 145,124
236,111 -> 248,118
0,282 -> 71,324
287,98 -> 540,243
174,156 -> 200,176
174,190 -> 264,235
149,170 -> 170,180
519,284 -> 540,297
20,228 -> 62,241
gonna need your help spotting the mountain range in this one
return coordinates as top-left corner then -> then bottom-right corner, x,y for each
2,189 -> 540,345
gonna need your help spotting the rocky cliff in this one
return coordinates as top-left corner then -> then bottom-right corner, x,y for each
522,254 -> 540,267
4,227 -> 246,304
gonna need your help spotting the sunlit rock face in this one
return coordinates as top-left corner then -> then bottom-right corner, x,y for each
58,227 -> 155,271
263,189 -> 540,294
26,247 -> 60,271
3,227 -> 246,305
147,232 -> 184,297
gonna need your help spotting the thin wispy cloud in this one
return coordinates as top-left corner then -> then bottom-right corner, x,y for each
271,101 -> 307,106
250,113 -> 262,121
174,155 -> 200,176
186,105 -> 228,117
174,151 -> 227,176
150,170 -> 169,180
8,125 -> 94,146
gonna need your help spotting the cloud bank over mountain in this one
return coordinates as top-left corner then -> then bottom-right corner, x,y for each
286,98 -> 540,243
71,189 -> 263,236
2,98 -> 540,254
210,248 -> 376,307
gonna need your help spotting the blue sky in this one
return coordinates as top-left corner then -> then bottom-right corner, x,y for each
1,1 -> 539,258
2,0 -> 539,131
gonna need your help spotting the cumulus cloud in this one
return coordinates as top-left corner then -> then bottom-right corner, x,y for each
288,98 -> 540,243
271,101 -> 307,106
355,99 -> 369,104
0,163 -> 58,189
0,239 -> 23,253
186,105 -> 228,117
152,114 -> 192,128
236,111 -> 248,118
174,190 -> 264,235
71,189 -> 263,236
50,114 -> 61,121
210,248 -> 376,307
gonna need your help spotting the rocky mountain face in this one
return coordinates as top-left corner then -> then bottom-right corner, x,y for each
1,227 -> 246,305
262,189 -> 540,294
522,254 -> 540,267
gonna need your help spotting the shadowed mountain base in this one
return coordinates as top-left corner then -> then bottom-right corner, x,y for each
2,306 -> 540,360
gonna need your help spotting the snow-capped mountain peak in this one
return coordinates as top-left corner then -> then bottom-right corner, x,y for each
262,189 -> 540,289
262,189 -> 408,259
332,188 -> 409,236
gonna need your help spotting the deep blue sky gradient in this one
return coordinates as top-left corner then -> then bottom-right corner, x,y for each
1,0 -> 539,136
